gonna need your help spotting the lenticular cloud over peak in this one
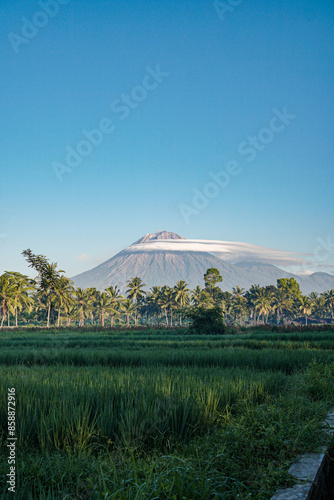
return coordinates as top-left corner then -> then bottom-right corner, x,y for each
126,237 -> 307,268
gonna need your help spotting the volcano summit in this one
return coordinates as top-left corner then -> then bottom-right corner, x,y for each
71,231 -> 334,293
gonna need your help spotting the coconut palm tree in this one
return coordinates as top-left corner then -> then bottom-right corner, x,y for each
54,276 -> 74,327
272,288 -> 292,324
85,288 -> 99,325
74,288 -> 94,327
174,280 -> 190,325
126,277 -> 146,325
254,288 -> 273,324
160,287 -> 178,326
95,292 -> 112,326
121,298 -> 136,327
245,285 -> 261,323
150,286 -> 164,325
42,263 -> 66,328
140,293 -> 155,324
140,288 -> 162,325
0,274 -> 18,328
323,289 -> 334,322
231,286 -> 245,298
230,295 -> 248,324
191,286 -> 213,309
22,250 -> 65,328
3,272 -> 34,327
64,304 -> 81,327
31,290 -> 48,325
298,296 -> 312,326
105,286 -> 124,327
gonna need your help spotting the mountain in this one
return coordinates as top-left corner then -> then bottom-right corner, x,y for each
71,231 -> 334,293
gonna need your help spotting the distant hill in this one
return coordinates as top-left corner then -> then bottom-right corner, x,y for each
71,231 -> 334,294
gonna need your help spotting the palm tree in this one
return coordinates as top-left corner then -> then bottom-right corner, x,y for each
126,277 -> 146,325
150,286 -> 164,326
298,296 -> 312,326
86,288 -> 99,325
54,276 -> 74,327
231,286 -> 245,298
141,288 -> 161,325
95,292 -> 112,326
2,272 -> 34,327
174,280 -> 190,325
0,274 -> 17,328
191,286 -> 213,309
230,295 -> 248,324
121,298 -> 136,327
254,288 -> 273,324
323,290 -> 334,322
161,287 -> 177,326
31,290 -> 49,325
22,250 -> 65,328
245,285 -> 261,323
272,288 -> 292,324
74,288 -> 94,327
105,286 -> 124,327
42,263 -> 66,328
64,304 -> 81,327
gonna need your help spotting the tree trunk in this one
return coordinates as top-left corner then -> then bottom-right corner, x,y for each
126,313 -> 129,328
101,309 -> 105,327
1,302 -> 5,328
57,308 -> 61,327
15,307 -> 18,328
305,314 -> 308,326
47,300 -> 51,328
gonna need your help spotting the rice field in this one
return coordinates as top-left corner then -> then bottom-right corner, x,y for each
0,329 -> 334,499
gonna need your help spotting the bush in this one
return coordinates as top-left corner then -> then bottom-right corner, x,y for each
186,306 -> 226,335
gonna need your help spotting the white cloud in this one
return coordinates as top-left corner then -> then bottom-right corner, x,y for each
76,253 -> 91,262
126,239 -> 308,268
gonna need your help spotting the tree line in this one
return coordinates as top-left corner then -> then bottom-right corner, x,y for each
0,250 -> 333,328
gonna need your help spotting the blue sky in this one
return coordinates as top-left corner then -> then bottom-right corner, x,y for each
0,0 -> 333,277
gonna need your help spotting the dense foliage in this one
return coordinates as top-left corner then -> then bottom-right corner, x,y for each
186,305 -> 226,335
0,251 -> 333,328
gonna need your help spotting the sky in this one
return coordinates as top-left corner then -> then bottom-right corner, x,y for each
0,0 -> 333,278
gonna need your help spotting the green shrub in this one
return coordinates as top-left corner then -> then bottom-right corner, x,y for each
186,306 -> 226,335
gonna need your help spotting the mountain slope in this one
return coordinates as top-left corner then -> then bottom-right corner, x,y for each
71,232 -> 334,293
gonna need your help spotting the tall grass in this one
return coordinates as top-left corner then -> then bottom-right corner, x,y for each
0,365 -> 286,455
0,345 -> 333,374
0,330 -> 333,498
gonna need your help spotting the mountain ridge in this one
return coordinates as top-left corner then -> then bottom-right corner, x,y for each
71,232 -> 334,294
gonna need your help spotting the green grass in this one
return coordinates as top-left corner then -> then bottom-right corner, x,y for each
0,329 -> 333,499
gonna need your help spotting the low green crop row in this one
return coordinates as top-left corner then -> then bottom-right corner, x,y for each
0,330 -> 333,499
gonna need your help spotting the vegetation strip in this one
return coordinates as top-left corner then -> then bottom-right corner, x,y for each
0,249 -> 333,329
